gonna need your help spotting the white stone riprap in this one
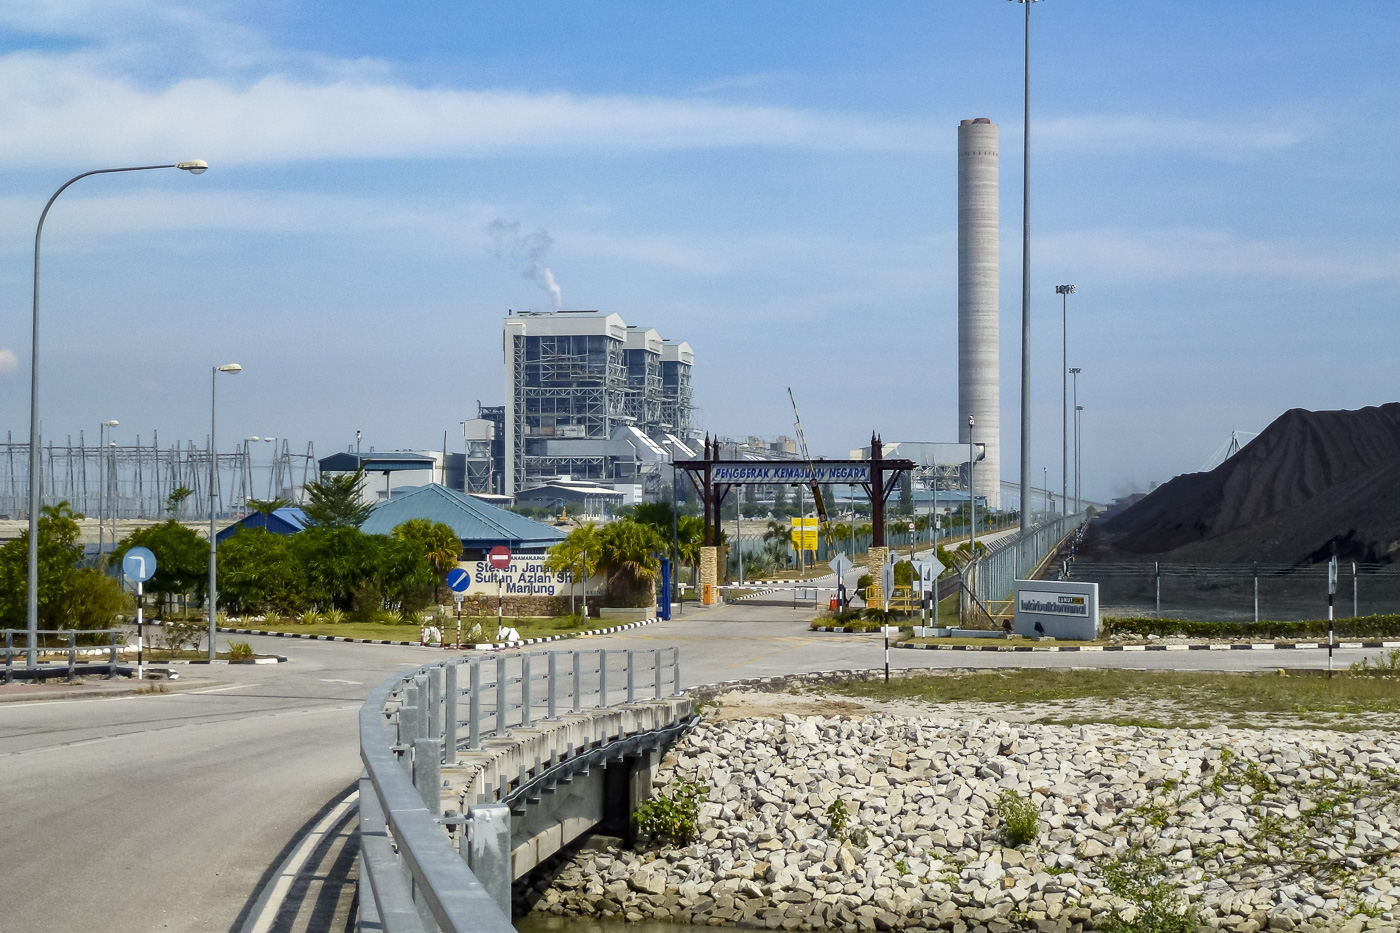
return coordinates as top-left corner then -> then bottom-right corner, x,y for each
523,714 -> 1400,932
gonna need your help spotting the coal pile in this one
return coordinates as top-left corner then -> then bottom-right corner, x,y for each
1086,403 -> 1400,565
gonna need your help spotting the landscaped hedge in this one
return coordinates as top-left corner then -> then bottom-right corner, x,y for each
1105,615 -> 1400,640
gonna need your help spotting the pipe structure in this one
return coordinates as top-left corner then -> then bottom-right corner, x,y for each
957,118 -> 1000,510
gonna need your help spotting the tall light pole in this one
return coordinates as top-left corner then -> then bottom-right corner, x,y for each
25,160 -> 208,669
1075,404 -> 1084,514
1070,367 -> 1082,513
1011,0 -> 1042,533
1056,284 -> 1074,515
208,363 -> 242,659
97,419 -> 119,565
968,415 -> 977,555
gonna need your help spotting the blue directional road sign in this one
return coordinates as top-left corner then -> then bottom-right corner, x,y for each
446,567 -> 471,593
122,546 -> 157,583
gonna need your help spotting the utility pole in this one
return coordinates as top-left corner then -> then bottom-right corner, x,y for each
1056,284 -> 1074,516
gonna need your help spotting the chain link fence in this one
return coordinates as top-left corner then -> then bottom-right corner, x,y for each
1074,561 -> 1400,621
970,513 -> 1085,611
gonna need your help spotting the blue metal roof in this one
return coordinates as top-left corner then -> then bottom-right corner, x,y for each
359,484 -> 566,549
320,451 -> 437,473
216,507 -> 310,543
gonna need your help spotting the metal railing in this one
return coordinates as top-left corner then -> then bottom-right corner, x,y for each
360,647 -> 683,933
969,513 -> 1084,610
3,629 -> 123,682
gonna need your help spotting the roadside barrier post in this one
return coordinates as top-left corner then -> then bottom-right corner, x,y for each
412,736 -> 441,812
495,656 -> 507,735
654,649 -> 663,699
672,647 -> 681,695
547,652 -> 558,720
444,663 -> 458,765
598,649 -> 608,707
427,668 -> 442,740
626,650 -> 636,704
521,654 -> 532,728
467,659 -> 481,751
572,651 -> 581,713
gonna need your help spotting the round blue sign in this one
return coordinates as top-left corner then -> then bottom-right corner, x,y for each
122,546 -> 158,583
446,567 -> 471,593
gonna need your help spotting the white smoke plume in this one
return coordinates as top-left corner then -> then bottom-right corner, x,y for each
0,348 -> 18,375
487,219 -> 563,310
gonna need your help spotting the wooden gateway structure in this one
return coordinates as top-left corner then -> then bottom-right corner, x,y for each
672,434 -> 915,604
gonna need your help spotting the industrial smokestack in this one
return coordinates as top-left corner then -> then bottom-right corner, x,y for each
958,118 -> 1000,508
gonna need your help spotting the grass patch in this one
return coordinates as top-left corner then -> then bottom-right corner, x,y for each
828,668 -> 1400,725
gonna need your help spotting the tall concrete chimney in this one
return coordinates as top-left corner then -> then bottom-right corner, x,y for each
958,118 -> 1000,508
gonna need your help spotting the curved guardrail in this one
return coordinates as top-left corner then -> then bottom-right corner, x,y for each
968,513 -> 1085,607
359,647 -> 683,933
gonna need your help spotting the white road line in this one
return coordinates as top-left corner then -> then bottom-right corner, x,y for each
244,790 -> 359,933
188,683 -> 261,694
319,679 -> 364,685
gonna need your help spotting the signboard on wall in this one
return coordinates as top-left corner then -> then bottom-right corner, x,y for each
455,556 -> 597,598
1012,580 -> 1100,640
790,517 -> 819,551
712,462 -> 872,484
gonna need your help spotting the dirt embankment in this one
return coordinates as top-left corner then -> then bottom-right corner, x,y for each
1085,403 -> 1400,565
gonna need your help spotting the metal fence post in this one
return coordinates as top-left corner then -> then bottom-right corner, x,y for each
108,630 -> 118,680
1354,561 -> 1358,618
521,653 -> 533,728
626,649 -> 635,704
412,736 -> 441,812
67,631 -> 76,680
673,647 -> 681,695
5,631 -> 12,684
444,662 -> 458,765
572,650 -> 581,713
1155,561 -> 1161,615
1254,563 -> 1259,623
468,658 -> 481,751
598,649 -> 608,708
654,648 -> 663,699
547,652 -> 557,720
495,655 -> 507,735
427,667 -> 442,739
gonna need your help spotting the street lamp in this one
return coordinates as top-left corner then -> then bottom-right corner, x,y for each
1070,367 -> 1083,513
97,420 -> 119,565
968,415 -> 976,555
1010,0 -> 1044,533
208,363 -> 242,659
24,160 -> 208,668
1056,284 -> 1074,516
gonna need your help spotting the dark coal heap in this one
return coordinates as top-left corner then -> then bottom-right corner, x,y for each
1086,403 -> 1400,565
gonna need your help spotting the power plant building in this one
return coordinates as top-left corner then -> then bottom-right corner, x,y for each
958,117 -> 1001,508
499,310 -> 696,498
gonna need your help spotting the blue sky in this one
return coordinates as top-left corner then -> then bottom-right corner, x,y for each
0,0 -> 1396,503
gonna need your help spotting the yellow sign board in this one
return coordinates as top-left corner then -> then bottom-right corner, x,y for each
790,517 -> 819,551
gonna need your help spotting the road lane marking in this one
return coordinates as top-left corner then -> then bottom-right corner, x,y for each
319,679 -> 363,685
243,790 -> 359,933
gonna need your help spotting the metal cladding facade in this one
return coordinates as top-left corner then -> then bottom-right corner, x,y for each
958,118 -> 1001,508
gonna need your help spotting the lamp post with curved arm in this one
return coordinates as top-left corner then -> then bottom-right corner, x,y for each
24,161 -> 209,669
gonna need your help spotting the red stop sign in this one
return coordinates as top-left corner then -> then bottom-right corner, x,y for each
488,546 -> 512,570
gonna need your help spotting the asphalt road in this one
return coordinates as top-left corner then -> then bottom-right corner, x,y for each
0,601 -> 1381,933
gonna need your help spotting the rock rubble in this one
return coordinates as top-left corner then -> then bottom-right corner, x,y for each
522,714 -> 1400,932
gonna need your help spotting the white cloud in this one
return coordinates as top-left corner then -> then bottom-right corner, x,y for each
0,348 -> 19,374
0,54 -> 936,167
1040,227 -> 1400,287
1037,114 -> 1309,159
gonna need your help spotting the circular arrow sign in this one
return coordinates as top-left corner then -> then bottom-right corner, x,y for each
446,567 -> 471,593
487,546 -> 512,570
122,546 -> 157,583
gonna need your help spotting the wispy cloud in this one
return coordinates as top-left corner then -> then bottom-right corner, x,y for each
0,53 -> 936,167
1041,226 -> 1400,287
1037,114 -> 1310,159
0,348 -> 18,375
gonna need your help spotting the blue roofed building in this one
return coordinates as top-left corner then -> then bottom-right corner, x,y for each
215,507 -> 310,544
359,483 -> 566,560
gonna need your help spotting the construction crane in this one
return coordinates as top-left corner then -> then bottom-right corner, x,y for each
787,387 -> 828,525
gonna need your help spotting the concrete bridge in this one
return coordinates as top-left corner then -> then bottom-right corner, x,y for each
359,647 -> 692,932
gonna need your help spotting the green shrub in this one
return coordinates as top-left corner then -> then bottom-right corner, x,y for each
825,798 -> 849,839
634,778 -> 708,846
227,640 -> 255,660
1350,648 -> 1400,676
1096,850 -> 1196,933
1106,615 -> 1400,640
322,607 -> 346,625
996,790 -> 1041,848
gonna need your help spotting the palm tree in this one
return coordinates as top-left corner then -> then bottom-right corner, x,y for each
392,518 -> 462,602
597,520 -> 666,608
245,497 -> 290,516
544,523 -> 602,616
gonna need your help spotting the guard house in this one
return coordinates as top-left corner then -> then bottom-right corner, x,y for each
359,483 -> 565,561
318,451 -> 450,503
